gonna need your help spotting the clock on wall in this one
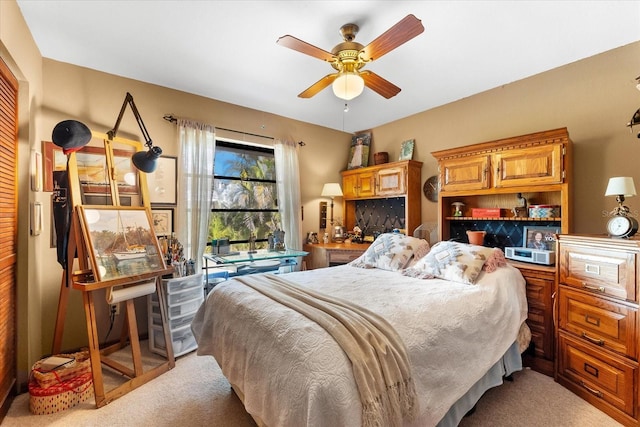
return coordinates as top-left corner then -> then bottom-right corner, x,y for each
423,175 -> 439,203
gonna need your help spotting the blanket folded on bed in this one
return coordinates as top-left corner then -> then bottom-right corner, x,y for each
234,274 -> 418,427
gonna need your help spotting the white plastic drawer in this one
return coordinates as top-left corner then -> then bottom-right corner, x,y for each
151,312 -> 196,330
166,286 -> 202,306
163,273 -> 203,294
149,325 -> 197,357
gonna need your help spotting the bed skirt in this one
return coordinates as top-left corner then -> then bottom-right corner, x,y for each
435,340 -> 522,427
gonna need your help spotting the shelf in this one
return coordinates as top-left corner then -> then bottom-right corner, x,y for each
446,216 -> 562,222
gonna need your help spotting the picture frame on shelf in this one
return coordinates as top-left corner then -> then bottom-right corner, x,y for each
399,139 -> 415,161
522,225 -> 560,252
147,156 -> 177,206
151,208 -> 173,236
347,132 -> 371,170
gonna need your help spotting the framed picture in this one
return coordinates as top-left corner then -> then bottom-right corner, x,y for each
78,206 -> 165,282
151,209 -> 173,236
522,225 -> 560,252
147,156 -> 177,206
42,141 -> 139,194
347,132 -> 371,170
399,139 -> 415,161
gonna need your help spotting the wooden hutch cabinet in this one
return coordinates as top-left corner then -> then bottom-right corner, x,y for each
432,128 -> 573,376
556,235 -> 640,426
341,160 -> 422,235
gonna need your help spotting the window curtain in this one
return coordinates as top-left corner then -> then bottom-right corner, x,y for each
274,139 -> 302,260
176,119 -> 216,271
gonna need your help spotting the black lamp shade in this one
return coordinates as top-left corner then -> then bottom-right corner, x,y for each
52,120 -> 91,154
132,146 -> 163,173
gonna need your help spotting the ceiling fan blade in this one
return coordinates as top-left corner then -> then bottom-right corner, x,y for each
277,35 -> 336,62
360,14 -> 424,62
360,71 -> 401,99
298,73 -> 340,98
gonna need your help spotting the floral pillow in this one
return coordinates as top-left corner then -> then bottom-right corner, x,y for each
405,241 -> 496,284
349,233 -> 430,271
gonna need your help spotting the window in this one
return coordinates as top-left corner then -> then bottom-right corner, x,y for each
209,140 -> 280,252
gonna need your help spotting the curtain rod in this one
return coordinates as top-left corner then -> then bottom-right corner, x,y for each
163,114 -> 306,146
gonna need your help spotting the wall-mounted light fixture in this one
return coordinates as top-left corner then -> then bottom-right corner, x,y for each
107,92 -> 163,173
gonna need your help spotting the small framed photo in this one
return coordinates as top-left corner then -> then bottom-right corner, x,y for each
399,139 -> 415,161
522,225 -> 560,252
151,209 -> 173,236
147,156 -> 177,206
347,132 -> 371,169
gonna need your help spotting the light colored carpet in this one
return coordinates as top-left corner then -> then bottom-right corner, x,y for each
2,347 -> 623,427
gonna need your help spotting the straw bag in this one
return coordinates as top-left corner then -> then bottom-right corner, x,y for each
29,350 -> 94,414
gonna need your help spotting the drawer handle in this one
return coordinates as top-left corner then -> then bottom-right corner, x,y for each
580,381 -> 603,398
582,283 -> 605,293
581,332 -> 605,346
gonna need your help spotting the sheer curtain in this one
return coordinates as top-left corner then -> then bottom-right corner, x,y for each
274,139 -> 302,258
176,119 -> 216,270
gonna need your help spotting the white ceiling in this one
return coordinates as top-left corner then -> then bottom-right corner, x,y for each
16,1 -> 640,133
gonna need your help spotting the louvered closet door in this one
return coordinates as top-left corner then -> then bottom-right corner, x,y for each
0,57 -> 18,420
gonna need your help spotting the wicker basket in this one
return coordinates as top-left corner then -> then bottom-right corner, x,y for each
29,371 -> 93,415
31,350 -> 91,389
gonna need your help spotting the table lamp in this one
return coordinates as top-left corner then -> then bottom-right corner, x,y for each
321,183 -> 343,226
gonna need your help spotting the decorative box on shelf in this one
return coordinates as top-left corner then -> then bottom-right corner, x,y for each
471,208 -> 503,218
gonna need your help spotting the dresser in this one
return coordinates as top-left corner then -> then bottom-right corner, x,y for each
303,243 -> 370,270
556,234 -> 640,426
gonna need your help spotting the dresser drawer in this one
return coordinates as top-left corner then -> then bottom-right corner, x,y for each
559,243 -> 636,301
559,287 -> 637,358
328,250 -> 363,265
558,332 -> 637,416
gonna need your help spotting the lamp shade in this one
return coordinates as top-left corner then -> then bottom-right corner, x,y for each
605,176 -> 637,197
132,146 -> 163,173
332,73 -> 365,101
321,183 -> 343,198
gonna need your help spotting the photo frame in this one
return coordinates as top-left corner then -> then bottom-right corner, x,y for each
42,141 -> 139,194
522,225 -> 560,252
78,206 -> 165,282
147,156 -> 177,206
151,209 -> 173,236
399,139 -> 415,161
347,132 -> 371,170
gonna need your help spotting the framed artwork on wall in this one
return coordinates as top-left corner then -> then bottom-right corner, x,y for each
347,132 -> 371,170
151,209 -> 173,236
147,156 -> 177,206
399,139 -> 415,161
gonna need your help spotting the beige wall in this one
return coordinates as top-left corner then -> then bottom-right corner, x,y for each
4,0 -> 640,388
370,41 -> 640,234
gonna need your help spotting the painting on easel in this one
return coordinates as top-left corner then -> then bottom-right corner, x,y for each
78,206 -> 165,281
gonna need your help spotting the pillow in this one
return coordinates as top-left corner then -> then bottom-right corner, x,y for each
482,248 -> 508,273
407,240 -> 496,285
349,233 -> 429,271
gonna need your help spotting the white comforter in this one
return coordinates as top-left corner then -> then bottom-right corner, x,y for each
192,264 -> 528,427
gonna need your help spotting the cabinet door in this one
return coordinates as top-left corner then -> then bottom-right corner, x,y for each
493,144 -> 563,188
342,170 -> 376,199
440,155 -> 490,192
377,166 -> 406,196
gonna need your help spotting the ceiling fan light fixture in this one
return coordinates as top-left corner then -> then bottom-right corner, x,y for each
332,72 -> 364,100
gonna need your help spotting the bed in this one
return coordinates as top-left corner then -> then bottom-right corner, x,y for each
192,235 -> 529,427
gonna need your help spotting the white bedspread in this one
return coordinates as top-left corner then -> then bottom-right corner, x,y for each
192,264 -> 528,427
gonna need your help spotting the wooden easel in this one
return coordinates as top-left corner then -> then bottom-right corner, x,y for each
51,132 -> 175,408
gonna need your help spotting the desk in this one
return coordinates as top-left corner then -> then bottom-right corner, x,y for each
303,242 -> 370,269
203,249 -> 308,287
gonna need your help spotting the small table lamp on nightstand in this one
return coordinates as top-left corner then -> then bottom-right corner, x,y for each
605,176 -> 639,238
321,182 -> 343,226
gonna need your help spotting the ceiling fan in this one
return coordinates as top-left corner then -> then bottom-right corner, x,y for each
277,14 -> 424,100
